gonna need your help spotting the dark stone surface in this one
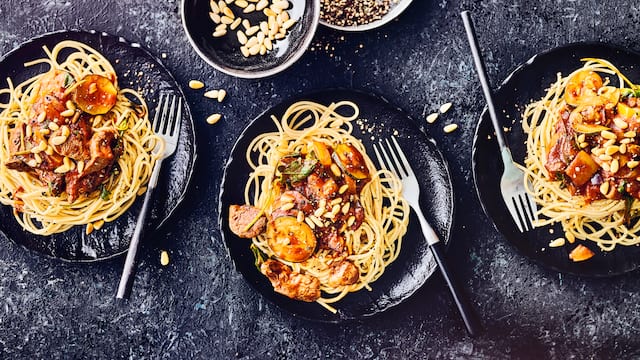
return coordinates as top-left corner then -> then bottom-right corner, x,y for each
1,0 -> 640,359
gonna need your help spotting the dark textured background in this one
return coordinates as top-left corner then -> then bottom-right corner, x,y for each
1,0 -> 640,359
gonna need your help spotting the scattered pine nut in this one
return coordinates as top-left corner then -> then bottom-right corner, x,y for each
443,124 -> 458,133
160,250 -> 170,266
204,89 -> 220,99
206,113 -> 222,124
439,102 -> 452,113
189,80 -> 205,89
548,238 -> 565,247
426,113 -> 438,123
217,89 -> 227,102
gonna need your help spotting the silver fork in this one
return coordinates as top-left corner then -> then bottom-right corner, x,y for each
462,11 -> 538,232
374,137 -> 480,337
117,92 -> 182,299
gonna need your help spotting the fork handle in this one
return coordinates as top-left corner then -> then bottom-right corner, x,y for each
414,206 -> 482,337
116,158 -> 163,299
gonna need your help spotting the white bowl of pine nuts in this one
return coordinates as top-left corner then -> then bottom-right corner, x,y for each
182,0 -> 319,78
319,0 -> 413,31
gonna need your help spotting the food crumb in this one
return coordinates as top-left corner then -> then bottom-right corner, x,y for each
548,238 -> 565,247
161,53 -> 167,59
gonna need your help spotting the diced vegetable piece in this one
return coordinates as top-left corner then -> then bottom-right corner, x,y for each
266,216 -> 316,262
617,102 -> 640,119
571,122 -> 610,133
564,70 -> 603,106
312,141 -> 332,167
568,244 -> 595,262
332,143 -> 370,180
564,150 -> 599,187
73,74 -> 118,115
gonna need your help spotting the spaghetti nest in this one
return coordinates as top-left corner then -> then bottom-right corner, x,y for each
0,40 -> 162,235
522,58 -> 640,253
244,100 -> 409,312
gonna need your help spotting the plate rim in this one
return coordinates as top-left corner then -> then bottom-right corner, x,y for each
217,87 -> 455,322
0,29 -> 198,262
471,41 -> 640,277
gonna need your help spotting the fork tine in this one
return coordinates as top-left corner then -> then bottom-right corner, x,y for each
505,196 -> 525,232
151,93 -> 166,132
373,143 -> 388,171
169,97 -> 182,136
384,138 -> 408,178
378,141 -> 400,178
390,136 -> 415,178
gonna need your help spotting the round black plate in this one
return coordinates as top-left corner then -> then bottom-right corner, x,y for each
218,89 -> 454,322
472,42 -> 640,277
0,30 -> 196,261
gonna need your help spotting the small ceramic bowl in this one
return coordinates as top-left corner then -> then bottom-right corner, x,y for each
181,0 -> 319,79
319,0 -> 413,32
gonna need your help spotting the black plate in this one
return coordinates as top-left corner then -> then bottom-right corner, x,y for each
472,42 -> 640,276
218,89 -> 454,322
0,30 -> 196,261
181,0 -> 319,78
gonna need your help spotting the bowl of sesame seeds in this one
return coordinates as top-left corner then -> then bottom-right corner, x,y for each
181,0 -> 319,78
319,0 -> 413,31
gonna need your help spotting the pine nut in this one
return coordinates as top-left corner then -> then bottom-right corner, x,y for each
620,143 -> 627,154
221,16 -> 234,24
598,154 -> 612,161
206,113 -> 222,124
66,100 -> 76,111
282,19 -> 296,30
236,30 -> 248,44
215,24 -> 227,32
37,112 -> 46,123
614,118 -> 629,129
341,202 -> 350,214
210,12 -> 221,23
611,159 -> 620,173
443,124 -> 458,133
621,138 -> 633,144
217,89 -> 227,102
338,184 -> 349,194
296,211 -> 305,222
439,102 -> 452,113
246,25 -> 260,36
309,215 -> 324,227
85,223 -> 94,235
240,46 -> 250,57
26,124 -> 32,138
31,140 -> 47,153
189,80 -> 205,89
600,181 -> 610,195
210,0 -> 220,13
579,142 -> 588,148
605,145 -> 619,155
26,159 -> 37,167
280,202 -> 295,211
88,83 -> 97,94
235,0 -> 248,7
601,130 -> 617,140
223,6 -> 234,18
213,29 -> 227,37
204,89 -> 220,99
314,207 -> 325,218
347,216 -> 356,227
93,220 -> 105,230
577,133 -> 586,143
331,204 -> 341,216
160,251 -> 170,266
246,36 -> 258,48
565,231 -> 575,244
330,198 -> 342,206
77,160 -> 84,174
256,0 -> 268,11
273,0 -> 289,9
264,37 -> 272,50
628,160 -> 639,169
604,139 -> 615,147
243,4 -> 255,13
264,8 -> 276,17
548,238 -> 565,247
34,153 -> 42,164
249,43 -> 260,55
426,113 -> 438,123
48,122 -> 60,131
54,164 -> 69,174
304,217 -> 315,229
259,45 -> 266,55
230,17 -> 242,30
624,130 -> 637,138
60,109 -> 75,117
50,135 -> 67,146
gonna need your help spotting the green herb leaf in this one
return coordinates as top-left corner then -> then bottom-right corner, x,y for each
99,185 -> 111,200
63,73 -> 75,88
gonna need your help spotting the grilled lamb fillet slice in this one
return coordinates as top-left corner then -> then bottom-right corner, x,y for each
260,259 -> 321,302
228,204 -> 267,238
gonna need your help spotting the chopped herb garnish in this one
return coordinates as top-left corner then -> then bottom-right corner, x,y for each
99,185 -> 111,200
63,73 -> 75,88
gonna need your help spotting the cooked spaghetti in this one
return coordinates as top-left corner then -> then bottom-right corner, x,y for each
522,58 -> 640,255
0,40 -> 162,235
229,100 -> 409,312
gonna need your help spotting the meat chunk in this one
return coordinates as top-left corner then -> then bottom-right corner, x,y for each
65,167 -> 110,202
328,260 -> 359,287
228,204 -> 267,238
260,259 -> 321,302
5,125 -> 31,171
83,129 -> 117,174
35,169 -> 65,196
53,117 -> 92,161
